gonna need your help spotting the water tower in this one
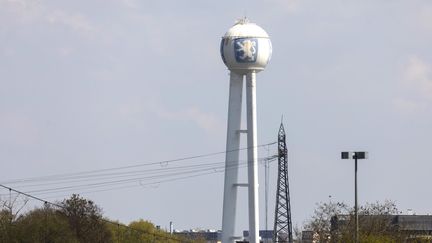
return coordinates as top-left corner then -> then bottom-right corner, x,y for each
220,18 -> 272,243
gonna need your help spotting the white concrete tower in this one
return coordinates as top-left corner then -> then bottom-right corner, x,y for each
220,18 -> 272,243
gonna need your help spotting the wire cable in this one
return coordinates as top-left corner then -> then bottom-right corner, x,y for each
1,142 -> 277,185
1,156 -> 278,200
20,156 -> 277,196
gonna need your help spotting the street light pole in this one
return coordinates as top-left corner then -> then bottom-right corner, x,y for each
341,151 -> 367,243
354,153 -> 358,243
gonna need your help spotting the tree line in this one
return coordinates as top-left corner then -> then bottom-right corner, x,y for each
298,200 -> 432,243
0,194 -> 198,243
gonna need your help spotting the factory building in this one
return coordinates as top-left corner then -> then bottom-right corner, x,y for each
330,214 -> 432,242
174,229 -> 275,243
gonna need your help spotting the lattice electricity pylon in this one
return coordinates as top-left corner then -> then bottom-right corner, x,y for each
273,123 -> 293,243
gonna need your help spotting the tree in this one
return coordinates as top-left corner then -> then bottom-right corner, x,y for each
304,201 -> 350,242
334,200 -> 404,242
0,193 -> 196,243
0,208 -> 17,243
60,194 -> 112,243
0,193 -> 28,243
15,205 -> 78,243
109,219 -> 188,243
304,200 -> 407,243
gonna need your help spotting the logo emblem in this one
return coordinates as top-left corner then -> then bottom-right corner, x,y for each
234,38 -> 258,63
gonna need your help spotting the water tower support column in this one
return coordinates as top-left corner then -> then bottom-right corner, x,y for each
221,72 -> 244,243
246,71 -> 259,243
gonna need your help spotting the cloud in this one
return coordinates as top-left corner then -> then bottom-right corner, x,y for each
0,112 -> 39,146
156,107 -> 224,135
57,47 -> 73,57
46,10 -> 93,33
0,0 -> 42,21
1,0 -> 94,35
392,98 -> 427,115
415,3 -> 432,34
404,56 -> 432,98
265,0 -> 301,13
109,97 -> 224,136
1,0 -> 38,9
117,0 -> 138,9
393,56 -> 432,114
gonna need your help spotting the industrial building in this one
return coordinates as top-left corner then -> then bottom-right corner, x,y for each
330,214 -> 432,241
174,230 -> 275,243
174,230 -> 221,243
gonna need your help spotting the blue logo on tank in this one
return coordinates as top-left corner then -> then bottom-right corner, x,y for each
234,38 -> 258,63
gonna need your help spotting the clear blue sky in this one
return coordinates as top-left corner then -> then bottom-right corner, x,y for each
1,0 -> 432,235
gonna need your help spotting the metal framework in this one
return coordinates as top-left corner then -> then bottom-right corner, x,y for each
273,123 -> 293,243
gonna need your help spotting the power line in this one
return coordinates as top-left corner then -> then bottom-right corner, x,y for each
4,156 -> 278,198
8,160 -> 230,188
0,158 -> 279,206
22,163 -> 256,200
0,142 -> 278,222
1,142 -> 277,185
0,142 -> 278,199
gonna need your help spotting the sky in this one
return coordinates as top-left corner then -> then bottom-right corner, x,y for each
1,0 -> 432,235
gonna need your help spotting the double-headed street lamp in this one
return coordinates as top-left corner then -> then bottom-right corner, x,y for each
341,151 -> 368,243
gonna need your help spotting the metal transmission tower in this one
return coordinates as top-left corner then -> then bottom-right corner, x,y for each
273,123 -> 293,243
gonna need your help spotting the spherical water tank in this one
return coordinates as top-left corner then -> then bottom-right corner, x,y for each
220,18 -> 272,74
